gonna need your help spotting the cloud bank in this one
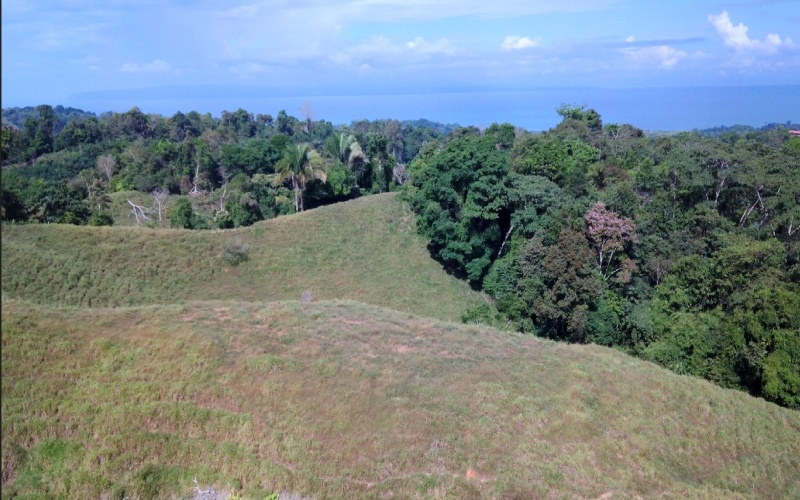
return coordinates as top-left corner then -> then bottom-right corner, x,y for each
709,10 -> 794,55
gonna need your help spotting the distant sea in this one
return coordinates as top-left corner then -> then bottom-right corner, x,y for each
66,85 -> 799,132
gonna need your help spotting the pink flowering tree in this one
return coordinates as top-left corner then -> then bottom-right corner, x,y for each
584,202 -> 638,283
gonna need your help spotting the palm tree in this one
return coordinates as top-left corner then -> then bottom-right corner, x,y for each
325,133 -> 365,171
325,133 -> 369,188
275,143 -> 327,212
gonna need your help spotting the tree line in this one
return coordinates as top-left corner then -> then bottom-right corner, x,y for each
405,105 -> 799,409
1,105 -> 444,227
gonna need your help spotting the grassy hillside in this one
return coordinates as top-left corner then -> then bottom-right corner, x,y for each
1,193 -> 486,322
3,299 -> 799,499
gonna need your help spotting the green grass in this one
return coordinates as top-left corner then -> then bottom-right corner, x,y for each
3,299 -> 799,498
4,193 -> 799,498
2,193 -> 487,322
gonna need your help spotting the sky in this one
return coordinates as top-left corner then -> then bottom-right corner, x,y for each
2,0 -> 799,129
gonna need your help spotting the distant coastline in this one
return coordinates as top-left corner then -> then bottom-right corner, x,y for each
5,85 -> 798,133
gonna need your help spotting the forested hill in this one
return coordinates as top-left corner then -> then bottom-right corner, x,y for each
696,122 -> 800,137
1,105 -> 96,133
2,103 -> 799,409
1,105 -> 449,227
404,106 -> 800,410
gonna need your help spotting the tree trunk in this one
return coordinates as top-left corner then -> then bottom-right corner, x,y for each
293,175 -> 301,212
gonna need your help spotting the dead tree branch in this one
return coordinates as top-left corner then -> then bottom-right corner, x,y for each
189,159 -> 202,197
497,224 -> 515,258
151,188 -> 168,225
127,199 -> 152,226
192,476 -> 217,499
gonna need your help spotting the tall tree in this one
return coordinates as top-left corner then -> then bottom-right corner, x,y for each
408,135 -> 510,283
325,133 -> 364,171
274,143 -> 326,212
584,202 -> 638,283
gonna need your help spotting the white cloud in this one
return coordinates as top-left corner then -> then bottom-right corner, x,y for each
326,35 -> 457,69
709,10 -> 794,55
406,37 -> 456,55
501,36 -> 541,50
625,35 -> 635,43
120,59 -> 171,73
621,45 -> 687,69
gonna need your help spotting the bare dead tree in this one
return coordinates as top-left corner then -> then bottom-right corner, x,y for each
217,183 -> 228,212
497,225 -> 514,258
151,188 -> 168,225
392,164 -> 409,185
299,100 -> 314,134
127,199 -> 152,226
739,186 -> 765,227
97,155 -> 115,182
125,139 -> 147,168
648,256 -> 672,286
189,158 -> 202,197
708,157 -> 732,209
216,164 -> 231,211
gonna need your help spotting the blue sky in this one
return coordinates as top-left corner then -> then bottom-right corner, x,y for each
2,0 -> 798,126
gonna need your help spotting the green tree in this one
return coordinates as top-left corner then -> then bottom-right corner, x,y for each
87,211 -> 114,226
2,125 -> 24,165
274,143 -> 327,212
324,133 -> 365,172
1,185 -> 28,222
556,104 -> 603,133
484,123 -> 516,150
29,184 -> 91,224
408,135 -> 510,283
731,284 -> 800,408
520,230 -> 604,341
87,178 -> 111,212
510,135 -> 599,185
219,139 -> 280,176
219,191 -> 263,228
170,197 -> 196,229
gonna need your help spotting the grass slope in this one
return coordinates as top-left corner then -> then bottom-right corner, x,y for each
3,299 -> 799,499
1,193 -> 486,322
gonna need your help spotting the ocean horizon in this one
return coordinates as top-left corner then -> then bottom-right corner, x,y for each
54,84 -> 800,132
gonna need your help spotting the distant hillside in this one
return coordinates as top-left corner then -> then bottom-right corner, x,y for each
402,118 -> 461,135
696,122 -> 800,136
3,298 -> 799,498
1,105 -> 96,132
1,193 -> 487,322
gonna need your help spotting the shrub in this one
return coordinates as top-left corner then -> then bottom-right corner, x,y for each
87,211 -> 114,226
221,236 -> 249,266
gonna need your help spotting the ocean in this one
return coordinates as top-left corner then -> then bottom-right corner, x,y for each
66,85 -> 799,132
